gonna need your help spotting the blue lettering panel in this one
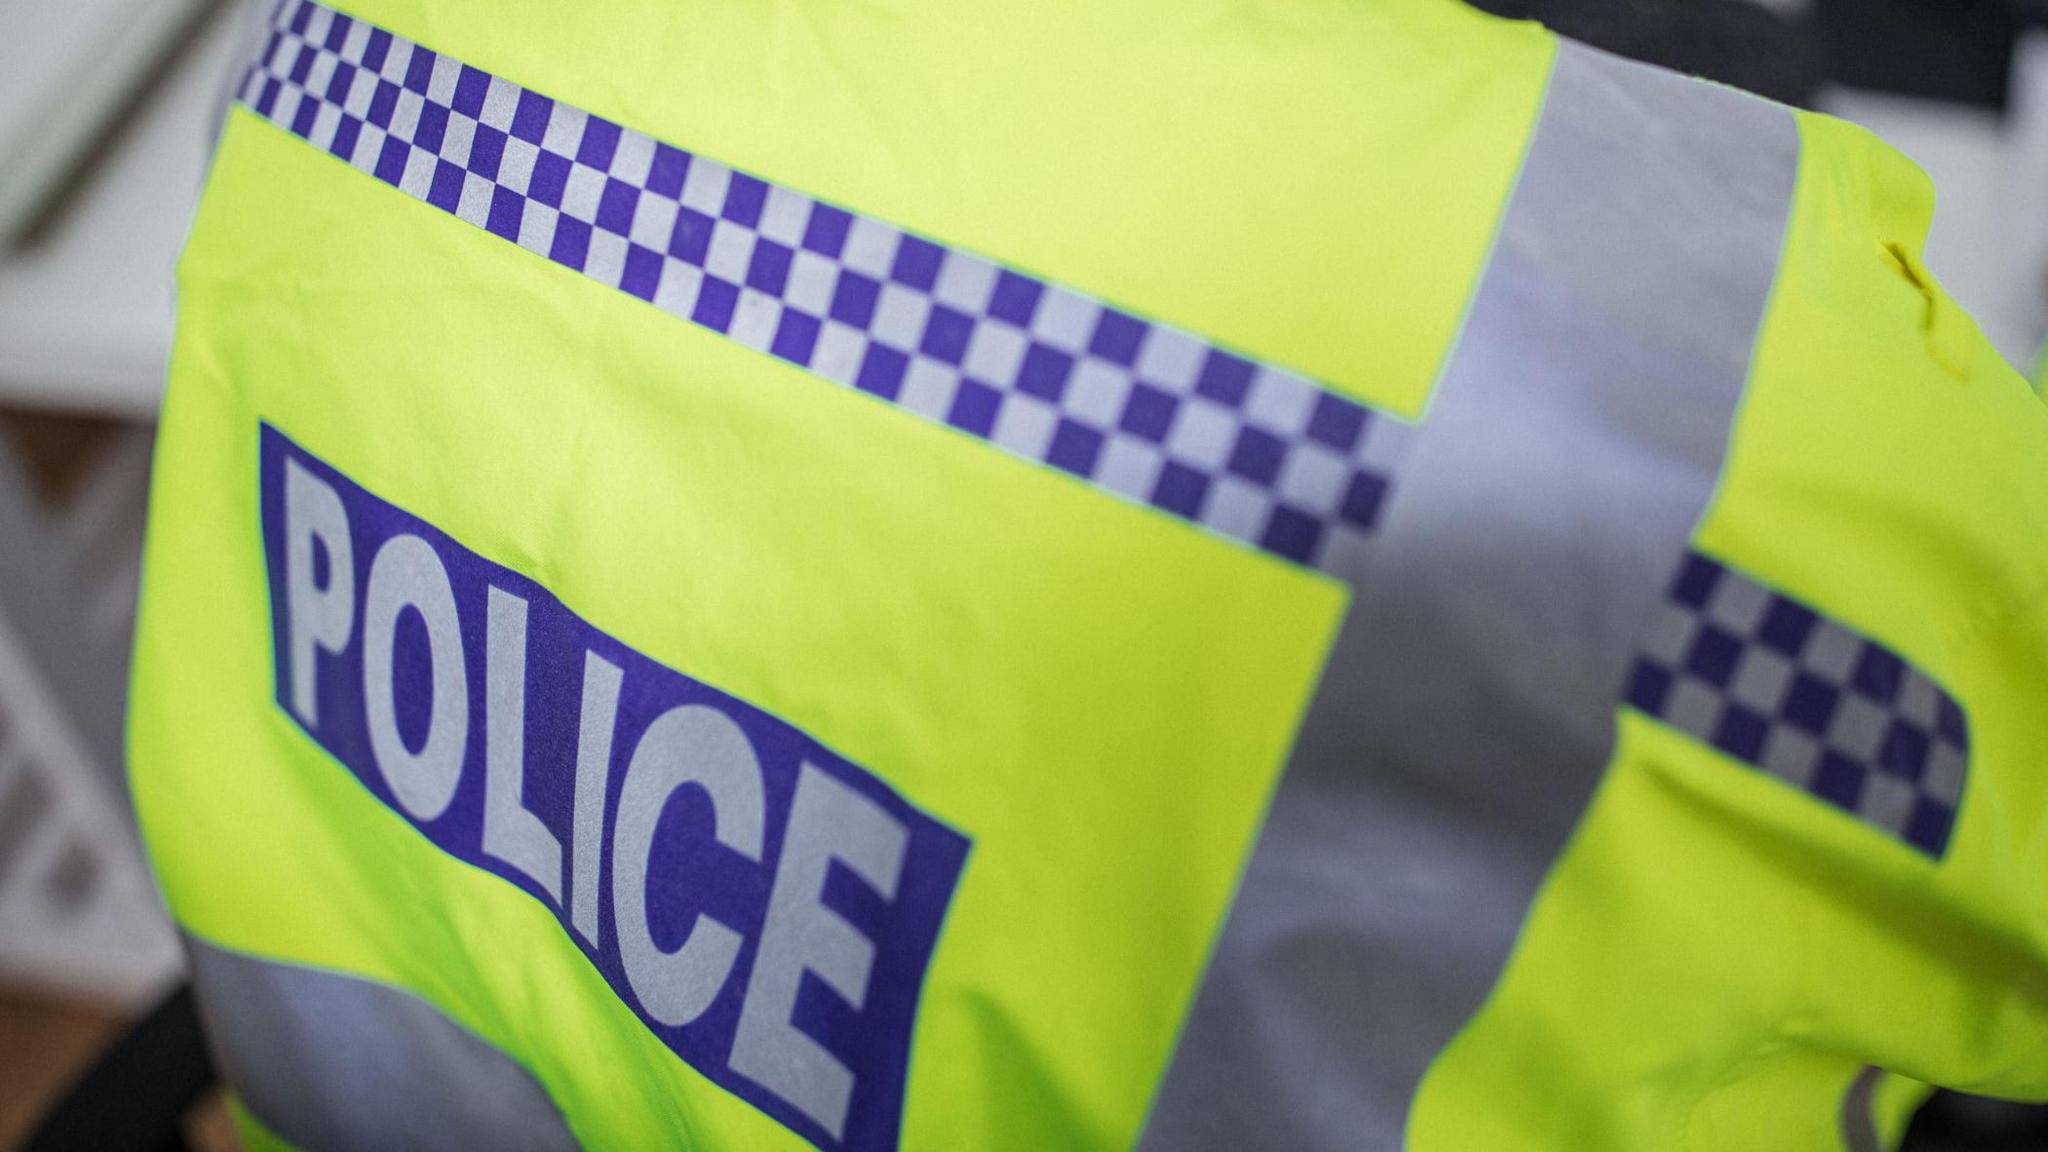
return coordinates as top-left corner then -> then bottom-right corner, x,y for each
258,422 -> 969,1152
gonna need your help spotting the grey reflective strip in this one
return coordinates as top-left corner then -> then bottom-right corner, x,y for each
1842,1066 -> 1884,1152
1140,41 -> 1799,1150
188,937 -> 580,1152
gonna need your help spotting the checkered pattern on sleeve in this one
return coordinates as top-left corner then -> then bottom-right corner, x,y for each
237,0 -> 1411,574
1624,551 -> 1969,857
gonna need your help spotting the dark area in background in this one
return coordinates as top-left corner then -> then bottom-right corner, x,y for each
1459,1 -> 2048,1146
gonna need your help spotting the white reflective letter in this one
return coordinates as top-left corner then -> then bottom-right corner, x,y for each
613,704 -> 763,1027
570,649 -> 623,948
362,534 -> 467,821
483,587 -> 563,904
284,458 -> 353,727
730,763 -> 908,1140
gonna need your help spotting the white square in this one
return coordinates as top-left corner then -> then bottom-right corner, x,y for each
757,186 -> 810,246
380,40 -> 414,83
729,290 -> 782,352
304,7 -> 334,46
343,69 -> 378,117
541,103 -> 589,158
390,89 -> 425,140
1859,772 -> 1917,835
516,202 -> 558,255
962,322 -> 1028,384
932,251 -> 998,313
268,35 -> 298,76
1162,398 -> 1233,470
784,250 -> 839,315
271,87 -> 303,130
1203,477 -> 1269,541
1728,648 -> 1795,714
1245,368 -> 1315,434
1826,695 -> 1889,761
652,262 -> 705,318
585,229 -> 630,285
630,195 -> 679,251
479,77 -> 520,131
704,220 -> 756,283
870,283 -> 932,350
426,54 -> 461,104
1759,727 -> 1822,787
898,358 -> 961,422
455,171 -> 494,226
497,137 -> 539,194
990,395 -> 1059,458
1276,444 -> 1348,515
1096,436 -> 1167,502
1706,576 -> 1771,635
1135,326 -> 1205,391
679,159 -> 733,215
1640,607 -> 1699,666
560,163 -> 607,220
840,216 -> 899,279
348,125 -> 388,170
440,113 -> 477,167
1063,359 -> 1131,428
610,130 -> 656,184
341,21 -> 372,64
1029,288 -> 1098,351
1802,625 -> 1861,681
307,103 -> 342,151
305,52 -> 338,101
398,147 -> 436,198
810,321 -> 868,385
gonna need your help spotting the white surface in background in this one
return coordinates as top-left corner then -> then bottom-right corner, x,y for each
0,0 -> 212,240
0,3 -> 240,419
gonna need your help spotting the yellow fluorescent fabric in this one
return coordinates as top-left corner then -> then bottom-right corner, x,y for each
1408,108 -> 2048,1148
320,0 -> 1550,420
134,92 -> 1349,1150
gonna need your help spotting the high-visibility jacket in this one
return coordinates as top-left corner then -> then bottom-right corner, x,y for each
129,0 -> 2048,1148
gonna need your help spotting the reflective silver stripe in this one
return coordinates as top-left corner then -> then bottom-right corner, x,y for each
188,937 -> 580,1152
1841,1066 -> 1884,1152
1140,41 -> 1799,1149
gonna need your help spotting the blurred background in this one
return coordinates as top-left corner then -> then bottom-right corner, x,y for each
0,0 -> 2043,1148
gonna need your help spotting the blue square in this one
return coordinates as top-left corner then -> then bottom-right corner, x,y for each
746,240 -> 793,296
1877,722 -> 1931,780
1850,645 -> 1905,704
325,61 -> 356,104
1904,802 -> 1954,856
362,28 -> 392,72
592,178 -> 637,235
1625,660 -> 1674,715
289,44 -> 317,85
426,159 -> 465,212
620,245 -> 664,301
468,124 -> 506,179
1260,506 -> 1323,564
771,310 -> 823,366
647,144 -> 689,198
1152,461 -> 1210,518
288,1 -> 312,33
366,79 -> 399,128
414,101 -> 449,153
373,135 -> 410,185
988,271 -> 1043,326
452,65 -> 489,117
1119,383 -> 1178,443
667,207 -> 714,264
1195,350 -> 1254,406
529,149 -> 572,207
290,95 -> 320,137
802,204 -> 852,256
255,76 -> 282,118
1305,393 -> 1368,452
1340,471 -> 1389,531
890,235 -> 943,290
828,272 -> 880,328
723,174 -> 767,226
323,12 -> 353,50
919,306 -> 975,365
576,116 -> 621,169
1226,427 -> 1285,484
856,345 -> 909,400
329,116 -> 360,161
1088,311 -> 1147,366
549,216 -> 592,271
1683,625 -> 1742,686
1016,344 -> 1074,401
1936,696 -> 1967,748
1756,598 -> 1818,656
485,185 -> 524,240
1812,752 -> 1867,811
692,276 -> 739,333
1780,672 -> 1840,736
947,380 -> 1003,437
1712,704 -> 1769,762
1046,420 -> 1105,476
402,46 -> 434,93
1670,553 -> 1722,609
510,90 -> 553,143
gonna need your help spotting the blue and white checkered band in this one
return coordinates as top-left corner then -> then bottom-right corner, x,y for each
238,0 -> 1411,572
1626,551 -> 1969,857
